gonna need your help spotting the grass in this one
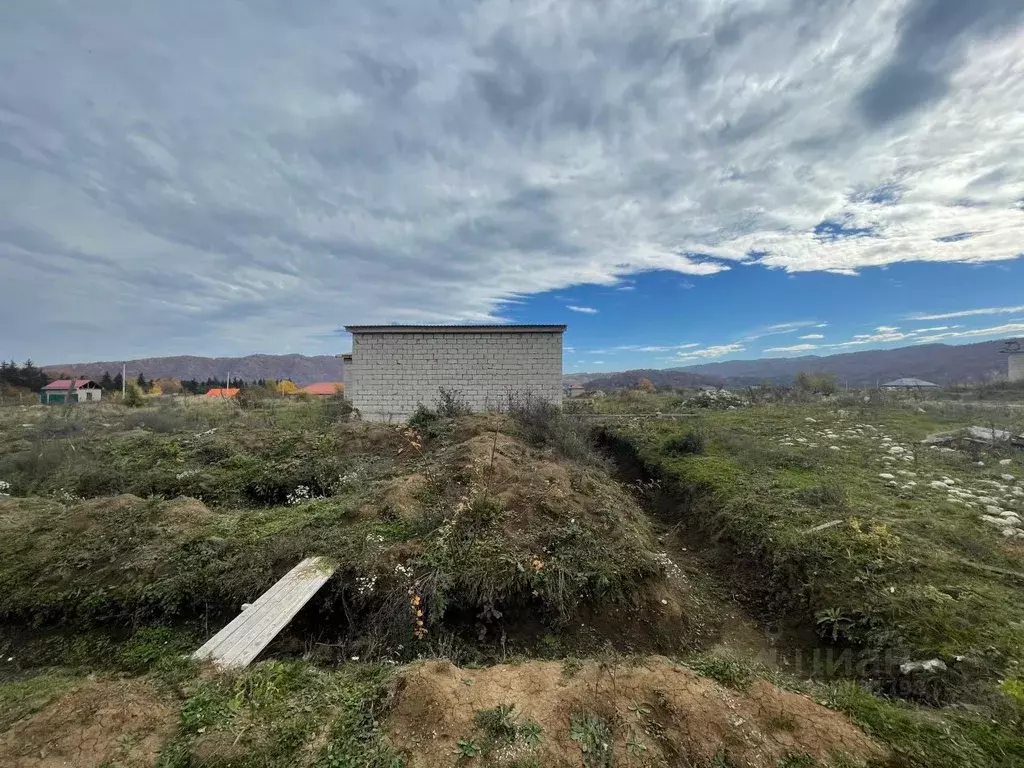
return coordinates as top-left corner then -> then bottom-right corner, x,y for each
601,397 -> 1024,763
0,671 -> 81,730
0,402 -> 665,662
603,403 -> 1024,682
157,660 -> 402,768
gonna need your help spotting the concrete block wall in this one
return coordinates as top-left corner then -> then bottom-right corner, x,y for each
1010,353 -> 1024,383
346,330 -> 563,421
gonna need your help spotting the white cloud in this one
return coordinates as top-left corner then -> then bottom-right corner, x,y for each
764,343 -> 819,353
799,334 -> 825,339
914,322 -> 1024,343
1,1 -> 1022,360
909,306 -> 1024,321
744,321 -> 823,341
591,342 -> 698,354
567,305 -> 598,314
875,326 -> 899,333
672,343 -> 746,362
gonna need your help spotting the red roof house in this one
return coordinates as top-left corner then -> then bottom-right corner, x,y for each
301,382 -> 344,396
205,388 -> 240,398
40,379 -> 103,404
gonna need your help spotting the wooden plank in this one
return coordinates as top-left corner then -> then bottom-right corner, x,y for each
193,556 -> 336,669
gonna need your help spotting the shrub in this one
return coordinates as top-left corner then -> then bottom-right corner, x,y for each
505,391 -> 605,467
798,478 -> 847,507
408,403 -> 439,429
322,390 -> 354,422
436,388 -> 472,417
664,429 -> 705,456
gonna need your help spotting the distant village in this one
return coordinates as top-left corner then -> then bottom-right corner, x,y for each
0,360 -> 342,405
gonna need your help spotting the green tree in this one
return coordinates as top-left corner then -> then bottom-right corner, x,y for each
99,371 -> 114,391
123,382 -> 144,407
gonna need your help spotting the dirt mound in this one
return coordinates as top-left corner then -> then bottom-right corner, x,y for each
389,658 -> 881,767
0,678 -> 175,768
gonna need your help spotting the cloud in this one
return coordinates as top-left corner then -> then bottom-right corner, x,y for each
672,343 -> 745,362
764,343 -> 818,353
744,321 -> 823,341
591,342 -> 699,353
566,305 -> 598,314
913,322 -> 1024,343
799,333 -> 825,339
830,320 -> 1017,348
1,1 -> 1023,361
909,305 -> 1024,321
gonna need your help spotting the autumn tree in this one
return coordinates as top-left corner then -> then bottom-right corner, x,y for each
635,377 -> 656,393
275,379 -> 299,395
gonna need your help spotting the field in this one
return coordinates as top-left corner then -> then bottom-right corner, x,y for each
1,392 -> 1023,766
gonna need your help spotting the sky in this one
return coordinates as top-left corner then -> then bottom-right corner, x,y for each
1,0 -> 1023,368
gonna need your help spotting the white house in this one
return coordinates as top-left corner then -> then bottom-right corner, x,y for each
40,379 -> 103,404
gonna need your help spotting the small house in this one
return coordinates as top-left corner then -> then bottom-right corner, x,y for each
41,379 -> 103,404
563,380 -> 587,398
301,382 -> 344,396
205,388 -> 240,398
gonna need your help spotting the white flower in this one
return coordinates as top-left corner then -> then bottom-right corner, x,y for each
355,575 -> 378,595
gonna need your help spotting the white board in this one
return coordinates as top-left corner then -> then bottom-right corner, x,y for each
192,556 -> 336,669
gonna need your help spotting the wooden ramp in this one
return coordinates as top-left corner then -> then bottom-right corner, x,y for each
193,557 -> 336,669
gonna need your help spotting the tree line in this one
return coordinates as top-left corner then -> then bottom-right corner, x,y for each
0,360 -> 50,391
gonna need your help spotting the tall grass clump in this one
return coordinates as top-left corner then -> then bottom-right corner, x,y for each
504,391 -> 606,468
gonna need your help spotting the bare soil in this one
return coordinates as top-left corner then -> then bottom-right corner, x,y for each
0,677 -> 175,768
389,657 -> 882,767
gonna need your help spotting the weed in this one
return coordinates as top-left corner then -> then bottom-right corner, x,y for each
437,388 -> 472,418
456,737 -> 481,757
118,627 -> 192,672
474,703 -> 517,746
166,661 -> 403,768
685,653 -> 759,691
520,720 -> 543,747
569,712 -> 613,767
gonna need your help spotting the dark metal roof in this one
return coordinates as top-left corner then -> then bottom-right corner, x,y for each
344,324 -> 566,334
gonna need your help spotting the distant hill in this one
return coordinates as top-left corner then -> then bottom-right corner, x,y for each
581,368 -> 723,391
42,354 -> 343,386
680,339 -> 1014,386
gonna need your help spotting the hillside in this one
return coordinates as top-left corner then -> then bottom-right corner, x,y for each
580,368 -> 723,391
42,354 -> 343,386
681,339 -> 1013,386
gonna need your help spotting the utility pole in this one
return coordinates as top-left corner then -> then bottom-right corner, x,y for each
122,363 -> 126,399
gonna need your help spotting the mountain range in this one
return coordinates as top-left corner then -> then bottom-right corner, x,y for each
578,338 -> 1016,390
41,337 -> 1018,391
42,354 -> 343,386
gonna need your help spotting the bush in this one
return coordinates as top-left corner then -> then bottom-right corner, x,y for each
408,403 -> 439,429
505,391 -> 606,467
322,391 -> 354,422
664,429 -> 705,456
436,388 -> 472,417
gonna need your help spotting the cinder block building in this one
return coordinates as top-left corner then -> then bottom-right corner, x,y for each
343,325 -> 565,421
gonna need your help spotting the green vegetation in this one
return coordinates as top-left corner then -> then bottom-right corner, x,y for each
569,712 -> 614,767
4,391 -> 1024,765
0,401 -> 663,656
157,660 -> 402,767
601,397 -> 1024,763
